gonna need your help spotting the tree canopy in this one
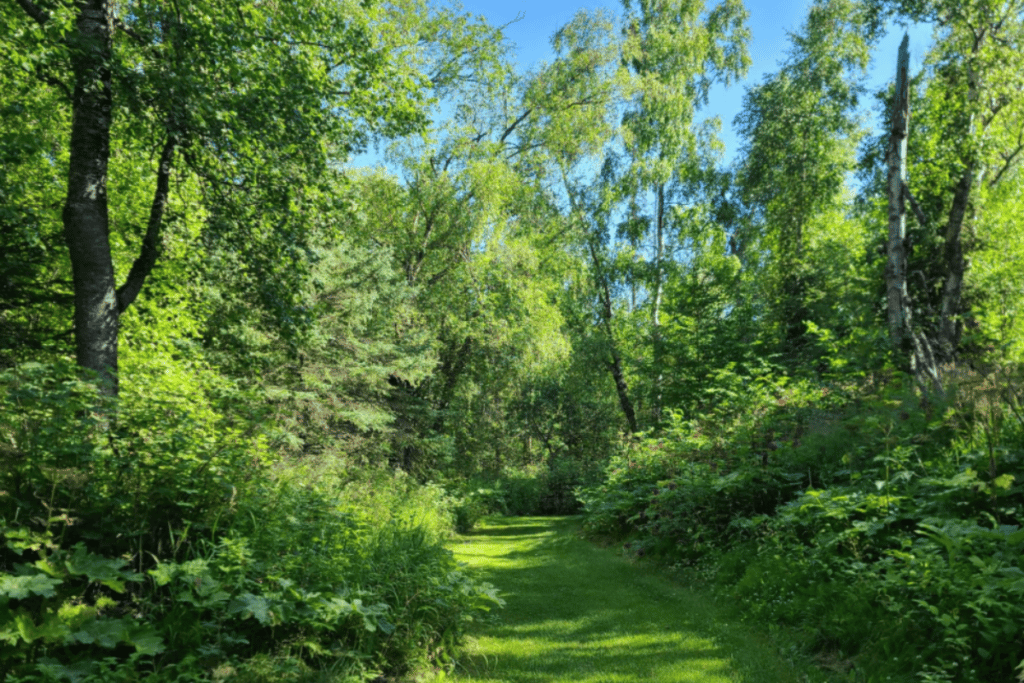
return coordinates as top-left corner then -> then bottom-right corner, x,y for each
3,0 -> 1024,680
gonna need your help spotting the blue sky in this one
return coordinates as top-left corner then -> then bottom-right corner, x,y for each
355,0 -> 933,167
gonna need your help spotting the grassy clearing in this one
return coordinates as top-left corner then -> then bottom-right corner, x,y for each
449,516 -> 828,683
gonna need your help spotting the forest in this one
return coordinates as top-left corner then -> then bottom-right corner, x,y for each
1,0 -> 1023,681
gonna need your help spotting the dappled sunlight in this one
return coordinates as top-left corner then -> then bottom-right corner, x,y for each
451,517 -> 801,683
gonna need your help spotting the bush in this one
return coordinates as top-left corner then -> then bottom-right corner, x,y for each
0,362 -> 502,681
450,458 -> 597,523
580,367 -> 1024,682
452,491 -> 490,533
0,359 -> 265,558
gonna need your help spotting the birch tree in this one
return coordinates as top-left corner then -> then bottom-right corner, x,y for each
734,0 -> 876,361
612,0 -> 749,420
866,0 -> 1024,364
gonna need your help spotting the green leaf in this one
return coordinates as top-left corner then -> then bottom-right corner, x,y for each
3,526 -> 55,555
71,616 -> 130,648
377,616 -> 396,634
0,572 -> 61,599
993,474 -> 1015,490
148,562 -> 177,586
64,544 -> 136,592
127,624 -> 166,655
15,611 -> 38,642
36,658 -> 97,683
230,592 -> 275,625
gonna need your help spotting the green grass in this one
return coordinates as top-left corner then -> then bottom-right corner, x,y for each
449,516 -> 830,683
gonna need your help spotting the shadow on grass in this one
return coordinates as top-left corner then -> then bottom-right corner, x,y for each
463,524 -> 557,538
451,517 -> 791,683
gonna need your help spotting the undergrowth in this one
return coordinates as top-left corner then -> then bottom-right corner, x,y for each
0,361 -> 501,682
579,363 -> 1024,683
447,459 -> 597,533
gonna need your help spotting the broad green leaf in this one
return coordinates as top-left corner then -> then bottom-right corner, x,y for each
0,573 -> 61,599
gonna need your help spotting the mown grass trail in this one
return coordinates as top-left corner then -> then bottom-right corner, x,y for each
450,516 -> 817,683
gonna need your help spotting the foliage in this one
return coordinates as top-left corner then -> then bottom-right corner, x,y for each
732,0 -> 876,364
581,365 -> 1024,682
3,0 -> 1024,680
450,458 -> 603,532
0,362 -> 500,681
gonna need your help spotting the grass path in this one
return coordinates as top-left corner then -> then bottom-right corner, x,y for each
449,516 -> 818,683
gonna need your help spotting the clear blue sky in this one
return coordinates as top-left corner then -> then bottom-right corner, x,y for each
355,0 -> 933,167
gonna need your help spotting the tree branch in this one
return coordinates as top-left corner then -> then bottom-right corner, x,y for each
425,264 -> 456,288
988,139 -> 1024,188
34,65 -> 72,100
113,17 -> 149,46
116,137 -> 175,312
498,108 -> 532,144
902,181 -> 933,231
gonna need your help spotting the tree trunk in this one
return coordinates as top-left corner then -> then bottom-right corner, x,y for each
886,33 -> 942,395
589,241 -> 639,434
936,20 -> 995,365
652,183 -> 665,423
63,0 -> 118,393
937,163 -> 974,361
886,34 -> 911,356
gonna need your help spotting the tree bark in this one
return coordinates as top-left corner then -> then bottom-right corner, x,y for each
937,163 -> 974,361
117,137 -> 175,311
588,241 -> 639,434
886,33 -> 942,395
886,34 -> 911,356
933,20 -> 997,364
652,183 -> 665,423
63,0 -> 118,393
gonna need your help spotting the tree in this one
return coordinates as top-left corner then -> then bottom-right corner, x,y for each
354,9 -> 639,467
4,0 -> 429,393
734,0 -> 876,363
609,0 -> 749,420
0,50 -> 71,367
883,33 -> 945,392
864,0 -> 1024,365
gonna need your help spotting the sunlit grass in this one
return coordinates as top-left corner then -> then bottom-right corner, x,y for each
449,516 -> 826,683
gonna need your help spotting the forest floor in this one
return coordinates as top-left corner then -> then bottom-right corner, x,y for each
448,516 -> 829,683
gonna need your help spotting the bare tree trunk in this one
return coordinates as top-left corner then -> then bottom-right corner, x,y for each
63,0 -> 118,393
886,34 -> 911,355
885,33 -> 942,395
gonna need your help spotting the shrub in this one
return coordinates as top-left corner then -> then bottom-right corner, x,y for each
580,367 -> 1024,682
0,362 -> 502,681
452,458 -> 597,522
